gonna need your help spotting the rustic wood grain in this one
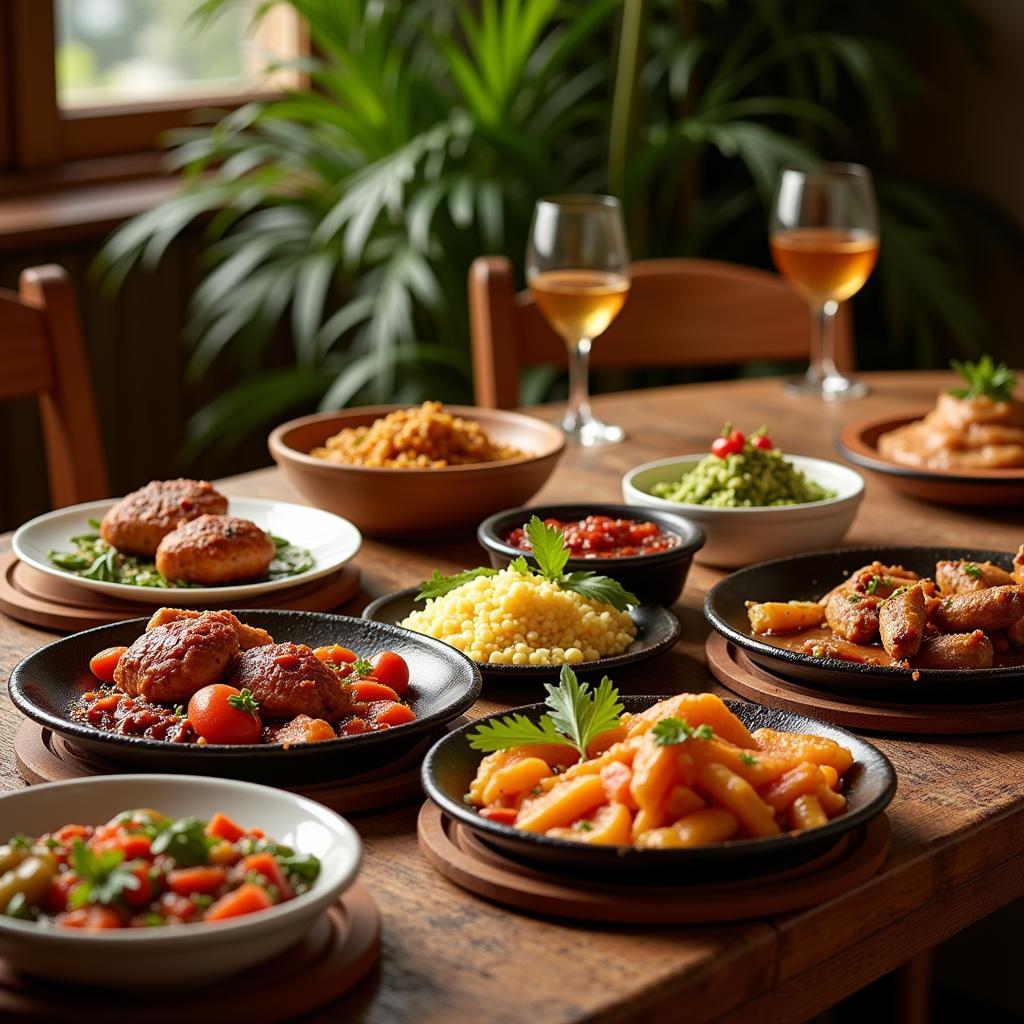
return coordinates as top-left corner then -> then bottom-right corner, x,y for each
1,371 -> 1022,1023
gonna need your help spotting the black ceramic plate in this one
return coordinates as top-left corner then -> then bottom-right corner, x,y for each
361,588 -> 680,680
8,610 -> 482,785
705,546 -> 1024,702
422,695 -> 896,879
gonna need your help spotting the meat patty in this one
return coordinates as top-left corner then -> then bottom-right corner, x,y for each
155,515 -> 276,585
114,616 -> 239,704
230,643 -> 352,721
101,480 -> 228,556
145,607 -> 273,650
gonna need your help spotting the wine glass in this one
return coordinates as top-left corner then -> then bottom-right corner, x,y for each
527,195 -> 631,445
770,163 -> 879,400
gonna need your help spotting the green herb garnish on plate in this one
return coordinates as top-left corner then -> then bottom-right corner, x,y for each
949,356 -> 1016,402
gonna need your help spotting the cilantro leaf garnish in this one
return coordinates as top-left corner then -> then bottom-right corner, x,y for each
963,563 -> 983,579
651,717 -> 714,746
150,817 -> 214,868
69,840 -> 140,909
739,752 -> 759,766
467,665 -> 624,758
416,567 -> 499,600
949,356 -> 1017,402
525,516 -> 571,579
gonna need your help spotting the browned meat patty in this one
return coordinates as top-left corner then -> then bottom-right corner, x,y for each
155,515 -> 276,585
145,607 -> 273,650
114,616 -> 239,704
100,480 -> 228,556
878,584 -> 927,661
230,643 -> 352,721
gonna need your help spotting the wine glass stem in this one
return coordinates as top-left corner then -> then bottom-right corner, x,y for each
813,299 -> 841,379
566,336 -> 593,427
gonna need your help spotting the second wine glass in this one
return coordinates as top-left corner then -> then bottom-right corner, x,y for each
527,195 -> 631,446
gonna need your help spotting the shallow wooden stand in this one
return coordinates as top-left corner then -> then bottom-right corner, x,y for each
706,633 -> 1024,735
0,551 -> 361,631
417,802 -> 890,925
0,883 -> 379,1022
15,721 -> 426,814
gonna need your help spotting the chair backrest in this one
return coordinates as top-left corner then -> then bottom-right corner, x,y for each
469,256 -> 854,408
0,264 -> 109,508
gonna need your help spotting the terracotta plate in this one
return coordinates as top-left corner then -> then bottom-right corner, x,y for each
361,588 -> 681,680
705,545 -> 1024,701
838,411 -> 1024,507
422,695 -> 896,879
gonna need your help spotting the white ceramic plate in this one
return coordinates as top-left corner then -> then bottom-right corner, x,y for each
0,774 -> 361,987
13,497 -> 362,605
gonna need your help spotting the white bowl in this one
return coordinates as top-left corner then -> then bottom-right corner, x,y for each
0,775 -> 361,988
622,454 -> 865,569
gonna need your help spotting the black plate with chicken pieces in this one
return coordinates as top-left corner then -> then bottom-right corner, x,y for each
705,546 -> 1024,701
8,610 -> 482,784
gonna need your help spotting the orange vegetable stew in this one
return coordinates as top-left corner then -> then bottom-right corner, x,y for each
0,809 -> 320,928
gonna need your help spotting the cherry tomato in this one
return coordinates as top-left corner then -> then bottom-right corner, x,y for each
710,436 -> 733,459
89,646 -> 128,683
187,685 -> 262,745
369,651 -> 410,694
751,434 -> 773,450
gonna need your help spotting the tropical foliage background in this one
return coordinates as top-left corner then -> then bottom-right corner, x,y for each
97,0 -> 1013,463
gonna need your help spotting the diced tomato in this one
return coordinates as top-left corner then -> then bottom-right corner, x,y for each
366,700 -> 416,728
167,866 -> 227,897
205,883 -> 274,921
54,824 -> 91,845
46,872 -> 80,913
92,831 -> 152,861
158,891 -> 198,923
340,718 -> 371,736
242,853 -> 293,901
89,646 -> 128,683
349,680 -> 400,703
480,807 -> 519,825
56,906 -> 122,929
313,645 -> 357,665
206,811 -> 246,843
121,861 -> 154,909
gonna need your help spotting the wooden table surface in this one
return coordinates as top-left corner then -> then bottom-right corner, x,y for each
2,371 -> 1023,1023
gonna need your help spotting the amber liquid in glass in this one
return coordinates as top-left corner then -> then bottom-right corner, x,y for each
530,269 -> 630,343
770,227 -> 879,304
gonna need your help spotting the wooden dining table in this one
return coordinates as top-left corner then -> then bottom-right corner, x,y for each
2,370 -> 1022,1023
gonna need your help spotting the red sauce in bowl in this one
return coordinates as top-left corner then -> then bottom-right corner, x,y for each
504,515 -> 680,559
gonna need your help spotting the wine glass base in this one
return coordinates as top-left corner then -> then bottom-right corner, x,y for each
783,372 -> 869,402
561,415 -> 626,446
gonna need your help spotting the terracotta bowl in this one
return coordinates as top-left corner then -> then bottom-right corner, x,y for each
837,411 -> 1024,507
268,405 -> 565,538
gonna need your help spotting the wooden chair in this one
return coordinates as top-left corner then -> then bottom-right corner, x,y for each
1,264 -> 109,507
469,256 -> 854,408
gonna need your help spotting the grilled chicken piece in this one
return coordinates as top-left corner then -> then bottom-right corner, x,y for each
114,616 -> 239,704
931,585 -> 1024,633
100,479 -> 227,556
935,559 -> 1014,595
230,643 -> 353,721
155,515 -> 276,585
145,608 -> 273,651
915,630 -> 994,670
824,592 -> 881,645
819,563 -> 920,605
878,584 -> 927,661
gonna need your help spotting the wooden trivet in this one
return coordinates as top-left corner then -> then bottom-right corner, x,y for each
416,802 -> 890,924
706,633 -> 1024,735
0,550 -> 361,632
0,882 -> 379,1022
16,721 -> 426,814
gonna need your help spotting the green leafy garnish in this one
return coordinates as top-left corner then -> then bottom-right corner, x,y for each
573,820 -> 593,832
866,577 -> 880,596
963,563 -> 983,579
467,665 -> 624,758
150,817 -> 214,868
350,658 -> 374,677
739,752 -> 759,766
226,688 -> 260,715
69,840 -> 140,909
949,356 -> 1016,402
9,833 -> 31,851
525,516 -> 571,578
651,717 -> 715,746
416,567 -> 498,600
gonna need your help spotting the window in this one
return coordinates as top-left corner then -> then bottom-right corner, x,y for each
1,1 -> 305,173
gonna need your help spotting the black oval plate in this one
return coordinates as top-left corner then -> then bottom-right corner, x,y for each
705,546 -> 1024,702
422,695 -> 896,880
362,588 -> 680,681
8,610 -> 482,785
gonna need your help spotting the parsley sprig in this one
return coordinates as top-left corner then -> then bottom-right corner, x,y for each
69,840 -> 140,909
949,356 -> 1017,402
467,665 -> 625,758
651,717 -> 714,746
417,517 -> 638,612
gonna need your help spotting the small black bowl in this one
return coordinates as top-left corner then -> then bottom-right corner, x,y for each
422,695 -> 896,881
477,503 -> 705,607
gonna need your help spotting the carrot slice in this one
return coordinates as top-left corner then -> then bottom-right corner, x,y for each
167,866 -> 227,896
205,883 -> 274,921
349,680 -> 400,703
206,811 -> 246,843
367,701 -> 416,727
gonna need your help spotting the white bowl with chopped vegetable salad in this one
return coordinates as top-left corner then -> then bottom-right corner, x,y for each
0,774 -> 361,987
622,451 -> 864,568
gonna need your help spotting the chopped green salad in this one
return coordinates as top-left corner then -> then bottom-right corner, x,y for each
47,519 -> 314,588
650,425 -> 836,508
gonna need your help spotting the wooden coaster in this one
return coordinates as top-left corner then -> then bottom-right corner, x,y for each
417,802 -> 891,924
0,883 -> 379,1021
0,550 -> 361,632
16,721 -> 426,814
706,633 -> 1024,735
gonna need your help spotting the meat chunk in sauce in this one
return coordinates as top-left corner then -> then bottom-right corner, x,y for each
878,584 -> 927,661
824,592 -> 881,645
915,630 -> 994,670
931,585 -> 1024,634
935,560 -> 1014,595
146,607 -> 273,651
230,643 -> 352,721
